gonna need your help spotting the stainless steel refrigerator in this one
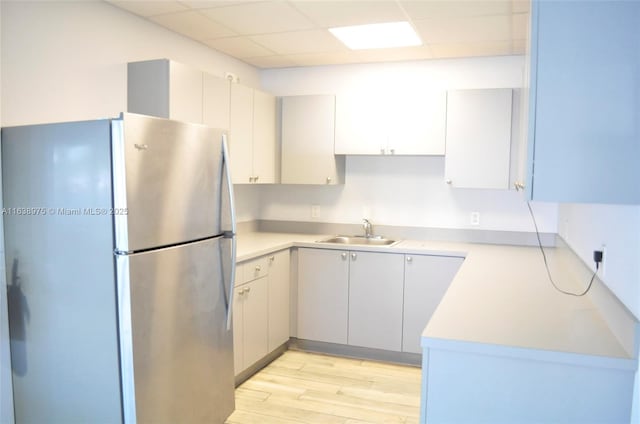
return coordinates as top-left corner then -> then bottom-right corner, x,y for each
2,113 -> 237,423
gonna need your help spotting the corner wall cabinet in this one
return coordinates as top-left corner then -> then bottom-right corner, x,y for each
334,91 -> 447,155
444,89 -> 514,189
526,1 -> 640,203
281,95 -> 345,185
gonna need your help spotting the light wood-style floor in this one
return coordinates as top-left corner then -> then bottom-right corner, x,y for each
226,350 -> 421,424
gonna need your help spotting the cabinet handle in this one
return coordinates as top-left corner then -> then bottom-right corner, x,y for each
390,148 -> 395,155
255,175 -> 259,182
245,287 -> 251,293
341,252 -> 347,260
351,252 -> 357,260
239,288 -> 245,295
380,148 -> 385,155
514,182 -> 525,191
326,176 -> 332,184
446,179 -> 452,185
406,256 -> 413,263
269,256 -> 275,262
255,265 -> 261,272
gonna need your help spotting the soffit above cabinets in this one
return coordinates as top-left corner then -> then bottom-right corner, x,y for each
106,0 -> 529,69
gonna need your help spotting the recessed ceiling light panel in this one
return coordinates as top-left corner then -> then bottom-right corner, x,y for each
329,21 -> 422,50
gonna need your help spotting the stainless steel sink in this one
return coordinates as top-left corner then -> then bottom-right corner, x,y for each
317,235 -> 399,246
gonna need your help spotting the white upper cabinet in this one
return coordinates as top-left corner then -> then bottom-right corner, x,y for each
229,84 -> 277,184
128,59 -> 204,125
444,89 -> 513,189
335,91 -> 446,155
527,1 -> 640,204
252,89 -> 277,184
203,73 -> 230,129
281,95 -> 345,185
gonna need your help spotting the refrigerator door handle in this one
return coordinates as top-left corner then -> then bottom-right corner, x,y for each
222,134 -> 237,331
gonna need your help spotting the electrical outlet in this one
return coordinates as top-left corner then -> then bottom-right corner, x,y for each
311,205 -> 320,219
470,211 -> 480,226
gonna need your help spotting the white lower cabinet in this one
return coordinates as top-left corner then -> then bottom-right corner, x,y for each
233,276 -> 268,374
402,255 -> 464,353
297,247 -> 464,354
233,250 -> 290,376
267,250 -> 290,351
297,248 -> 349,344
348,251 -> 404,351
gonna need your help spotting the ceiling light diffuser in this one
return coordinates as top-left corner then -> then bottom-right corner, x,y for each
329,21 -> 422,50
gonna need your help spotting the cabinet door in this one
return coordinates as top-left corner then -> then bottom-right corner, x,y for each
168,61 -> 204,124
229,83 -> 254,184
389,91 -> 446,155
297,248 -> 349,344
252,89 -> 277,184
281,95 -> 345,185
334,93 -> 388,155
348,251 -> 405,351
403,255 -> 463,354
528,1 -> 640,203
444,89 -> 513,189
127,59 -> 203,125
268,250 -> 291,350
203,73 -> 230,129
241,277 -> 269,370
232,285 -> 244,375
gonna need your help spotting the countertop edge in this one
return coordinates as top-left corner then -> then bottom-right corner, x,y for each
421,336 -> 637,371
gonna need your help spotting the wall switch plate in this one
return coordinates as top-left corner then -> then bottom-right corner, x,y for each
311,205 -> 320,219
470,211 -> 480,226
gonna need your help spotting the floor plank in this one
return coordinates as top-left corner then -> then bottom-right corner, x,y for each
226,350 -> 421,424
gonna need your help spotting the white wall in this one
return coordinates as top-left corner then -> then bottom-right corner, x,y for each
1,1 -> 260,127
260,57 -> 558,232
558,203 -> 640,423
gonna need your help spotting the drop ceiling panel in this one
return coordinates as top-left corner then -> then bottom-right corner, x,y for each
107,0 -> 530,69
401,0 -> 513,19
251,29 -> 348,55
199,2 -> 315,35
150,10 -> 236,40
512,12 -> 529,41
429,40 -> 516,58
108,0 -> 188,17
204,36 -> 275,58
243,55 -> 299,68
290,1 -> 406,27
286,51 -> 362,67
355,45 -> 434,63
180,0 -> 259,9
414,15 -> 512,44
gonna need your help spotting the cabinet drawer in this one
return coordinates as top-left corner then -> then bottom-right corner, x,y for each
237,256 -> 269,285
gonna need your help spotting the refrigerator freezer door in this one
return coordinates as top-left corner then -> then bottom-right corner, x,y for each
116,237 -> 235,423
112,113 -> 225,252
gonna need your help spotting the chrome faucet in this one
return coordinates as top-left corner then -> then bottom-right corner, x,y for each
362,218 -> 373,238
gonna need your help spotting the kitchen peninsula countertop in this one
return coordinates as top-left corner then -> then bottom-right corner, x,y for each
236,232 -> 638,366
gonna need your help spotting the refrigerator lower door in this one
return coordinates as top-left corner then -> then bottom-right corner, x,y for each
112,113 -> 225,252
116,237 -> 235,423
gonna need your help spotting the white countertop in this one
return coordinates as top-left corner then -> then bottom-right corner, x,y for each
236,232 -> 636,365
